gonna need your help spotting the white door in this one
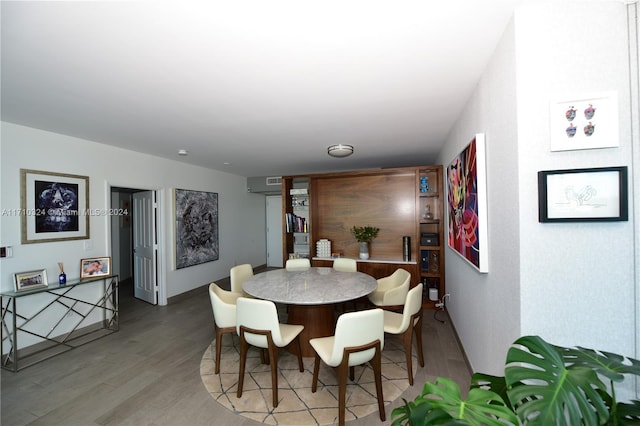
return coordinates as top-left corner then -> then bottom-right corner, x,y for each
266,195 -> 283,267
133,191 -> 157,304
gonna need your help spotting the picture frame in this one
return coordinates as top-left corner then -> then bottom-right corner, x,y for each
174,189 -> 219,269
446,133 -> 489,273
21,169 -> 90,244
538,166 -> 628,222
549,91 -> 619,152
80,257 -> 111,280
14,269 -> 48,292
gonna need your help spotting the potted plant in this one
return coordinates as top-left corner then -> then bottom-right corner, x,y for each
391,335 -> 640,425
351,225 -> 379,259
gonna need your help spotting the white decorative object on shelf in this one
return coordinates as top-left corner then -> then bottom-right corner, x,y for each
316,239 -> 331,258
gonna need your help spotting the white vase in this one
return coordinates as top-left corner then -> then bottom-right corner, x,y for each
359,242 -> 370,260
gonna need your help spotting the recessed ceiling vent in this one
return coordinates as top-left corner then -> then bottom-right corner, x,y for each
266,177 -> 282,185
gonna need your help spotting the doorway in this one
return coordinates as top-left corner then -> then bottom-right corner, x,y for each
110,186 -> 164,307
266,195 -> 283,268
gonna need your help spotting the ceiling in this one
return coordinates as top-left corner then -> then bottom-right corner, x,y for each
2,0 -> 525,178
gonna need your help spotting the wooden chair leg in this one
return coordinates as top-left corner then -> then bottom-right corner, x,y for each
214,326 -> 223,374
311,353 -> 321,392
268,343 -> 279,408
337,360 -> 349,426
237,335 -> 248,398
320,340 -> 384,426
260,348 -> 269,365
371,346 -> 385,421
403,327 -> 414,386
295,337 -> 304,372
414,316 -> 425,367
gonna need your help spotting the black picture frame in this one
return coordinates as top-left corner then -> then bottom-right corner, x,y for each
538,166 -> 628,222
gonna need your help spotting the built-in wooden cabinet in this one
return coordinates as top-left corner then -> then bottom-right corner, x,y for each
282,165 -> 445,308
417,165 -> 445,307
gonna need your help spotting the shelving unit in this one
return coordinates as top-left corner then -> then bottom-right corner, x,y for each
283,165 -> 445,309
417,165 -> 445,307
283,177 -> 310,260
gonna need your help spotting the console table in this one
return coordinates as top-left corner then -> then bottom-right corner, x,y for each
1,274 -> 119,372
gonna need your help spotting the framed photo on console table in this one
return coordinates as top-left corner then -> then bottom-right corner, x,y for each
14,269 -> 48,292
538,166 -> 628,222
80,257 -> 111,280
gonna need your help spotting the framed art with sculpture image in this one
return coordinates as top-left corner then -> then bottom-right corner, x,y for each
20,169 -> 89,244
446,134 -> 489,273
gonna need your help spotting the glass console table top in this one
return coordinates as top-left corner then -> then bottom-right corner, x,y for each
0,274 -> 119,297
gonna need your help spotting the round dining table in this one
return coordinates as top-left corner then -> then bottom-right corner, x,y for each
243,267 -> 377,357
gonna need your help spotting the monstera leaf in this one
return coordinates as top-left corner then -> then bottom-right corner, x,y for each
558,345 -> 640,382
505,335 -> 610,425
557,346 -> 640,426
391,377 -> 517,426
392,336 -> 640,426
614,400 -> 640,425
391,397 -> 457,426
471,373 -> 512,411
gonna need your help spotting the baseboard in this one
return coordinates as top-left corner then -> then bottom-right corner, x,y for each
167,263 -> 268,304
446,311 -> 474,376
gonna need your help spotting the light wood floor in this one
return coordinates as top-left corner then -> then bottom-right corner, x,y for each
1,273 -> 471,426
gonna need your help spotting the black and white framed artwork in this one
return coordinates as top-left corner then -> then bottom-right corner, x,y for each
174,189 -> 219,269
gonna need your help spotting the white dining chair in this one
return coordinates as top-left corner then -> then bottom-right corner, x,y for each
285,258 -> 311,271
208,282 -> 242,374
383,283 -> 424,385
332,258 -> 357,272
230,263 -> 253,297
332,258 -> 358,312
368,268 -> 411,308
236,297 -> 304,408
309,308 -> 385,426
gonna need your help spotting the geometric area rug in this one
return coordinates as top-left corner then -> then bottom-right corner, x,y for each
200,334 -> 417,425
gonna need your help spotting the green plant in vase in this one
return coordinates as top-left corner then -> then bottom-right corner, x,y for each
351,225 -> 379,259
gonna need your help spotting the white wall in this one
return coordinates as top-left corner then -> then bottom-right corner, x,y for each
438,0 -> 638,389
516,2 -> 636,353
437,18 -> 521,375
0,122 -> 267,306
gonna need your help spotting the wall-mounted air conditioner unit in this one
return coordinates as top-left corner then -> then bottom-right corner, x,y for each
247,176 -> 282,194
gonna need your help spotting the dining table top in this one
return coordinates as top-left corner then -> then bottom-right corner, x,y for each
242,267 -> 377,305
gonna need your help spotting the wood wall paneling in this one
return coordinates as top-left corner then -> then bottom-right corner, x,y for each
314,173 -> 415,260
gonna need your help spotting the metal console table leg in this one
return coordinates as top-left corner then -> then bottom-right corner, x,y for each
1,275 -> 119,372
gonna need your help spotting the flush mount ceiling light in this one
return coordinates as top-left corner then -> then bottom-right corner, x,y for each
178,149 -> 188,156
327,144 -> 354,158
